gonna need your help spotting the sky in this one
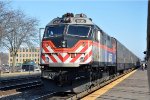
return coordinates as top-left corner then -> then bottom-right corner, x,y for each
7,0 -> 148,60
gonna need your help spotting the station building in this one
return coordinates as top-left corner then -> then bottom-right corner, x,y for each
8,47 -> 40,66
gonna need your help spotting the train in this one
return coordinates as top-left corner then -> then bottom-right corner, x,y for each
40,13 -> 140,93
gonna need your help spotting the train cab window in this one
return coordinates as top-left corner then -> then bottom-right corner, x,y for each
89,28 -> 94,38
98,31 -> 101,41
44,25 -> 65,38
67,25 -> 90,37
96,31 -> 101,42
93,28 -> 99,41
92,29 -> 96,40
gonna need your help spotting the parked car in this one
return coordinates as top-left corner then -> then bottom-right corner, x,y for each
2,65 -> 10,73
15,66 -> 22,72
22,64 -> 34,71
34,66 -> 41,72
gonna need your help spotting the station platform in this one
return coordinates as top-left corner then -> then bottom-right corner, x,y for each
82,69 -> 150,100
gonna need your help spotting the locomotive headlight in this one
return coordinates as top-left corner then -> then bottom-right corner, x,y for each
61,40 -> 67,48
80,57 -> 84,62
41,66 -> 44,69
62,44 -> 65,48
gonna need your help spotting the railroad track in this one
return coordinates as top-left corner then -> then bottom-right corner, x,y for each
0,80 -> 42,91
1,69 -> 134,100
0,74 -> 40,84
0,75 -> 42,98
0,80 -> 43,99
0,75 -> 41,88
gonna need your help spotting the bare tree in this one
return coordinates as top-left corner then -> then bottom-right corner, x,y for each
0,1 -> 6,44
0,1 -> 14,48
0,2 -> 38,72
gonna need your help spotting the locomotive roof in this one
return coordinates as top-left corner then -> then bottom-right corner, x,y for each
46,13 -> 94,26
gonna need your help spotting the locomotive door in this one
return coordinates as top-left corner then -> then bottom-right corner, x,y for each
97,30 -> 101,66
92,27 -> 101,67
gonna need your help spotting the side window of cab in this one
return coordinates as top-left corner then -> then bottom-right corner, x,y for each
97,31 -> 101,42
91,28 -> 96,41
95,27 -> 101,42
92,28 -> 98,41
92,26 -> 101,42
89,26 -> 95,39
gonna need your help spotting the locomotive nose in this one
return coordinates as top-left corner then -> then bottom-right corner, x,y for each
50,36 -> 79,48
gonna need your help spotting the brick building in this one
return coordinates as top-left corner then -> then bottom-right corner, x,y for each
9,47 -> 40,66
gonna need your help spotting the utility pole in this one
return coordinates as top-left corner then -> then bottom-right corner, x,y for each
39,28 -> 44,65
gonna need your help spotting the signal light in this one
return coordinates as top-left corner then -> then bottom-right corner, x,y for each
41,66 -> 44,69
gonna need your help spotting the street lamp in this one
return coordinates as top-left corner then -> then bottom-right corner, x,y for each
39,28 -> 45,65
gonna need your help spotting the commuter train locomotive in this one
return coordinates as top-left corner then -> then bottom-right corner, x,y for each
40,13 -> 140,92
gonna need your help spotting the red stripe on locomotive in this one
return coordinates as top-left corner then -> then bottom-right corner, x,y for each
41,40 -> 93,63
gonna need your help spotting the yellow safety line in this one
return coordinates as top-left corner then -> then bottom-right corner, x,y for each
81,70 -> 137,100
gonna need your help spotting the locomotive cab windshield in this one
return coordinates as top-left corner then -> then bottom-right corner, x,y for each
44,24 -> 65,38
43,24 -> 92,38
67,25 -> 91,37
